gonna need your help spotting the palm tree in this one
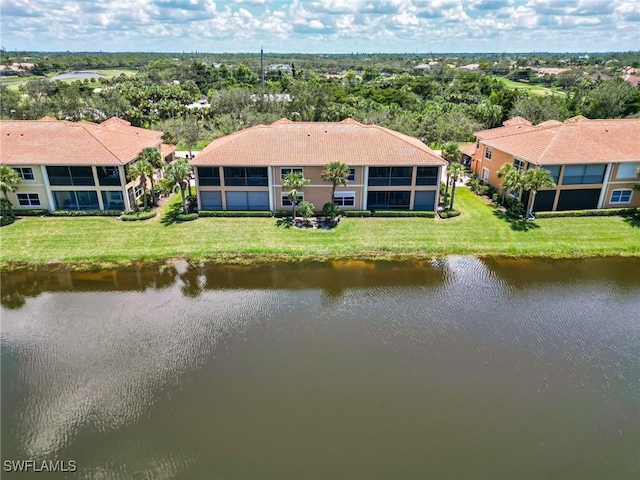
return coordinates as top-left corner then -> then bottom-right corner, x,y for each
165,158 -> 192,214
282,171 -> 310,219
127,159 -> 154,210
320,161 -> 349,206
441,142 -> 462,196
136,147 -> 164,204
497,163 -> 524,205
447,162 -> 466,211
522,168 -> 556,219
0,165 -> 22,218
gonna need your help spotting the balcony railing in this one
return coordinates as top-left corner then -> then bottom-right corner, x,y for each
368,177 -> 412,187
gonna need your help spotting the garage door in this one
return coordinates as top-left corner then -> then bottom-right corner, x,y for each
200,191 -> 222,210
225,191 -> 270,210
413,191 -> 436,211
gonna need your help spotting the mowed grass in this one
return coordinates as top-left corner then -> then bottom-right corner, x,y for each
1,189 -> 638,269
495,77 -> 565,96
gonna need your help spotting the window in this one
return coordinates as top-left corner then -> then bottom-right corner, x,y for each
97,166 -> 121,186
368,167 -> 412,186
348,168 -> 356,182
416,166 -> 439,186
134,183 -> 143,198
367,191 -> 410,210
17,193 -> 40,206
14,167 -> 34,181
281,192 -> 304,207
514,159 -> 526,170
542,165 -> 561,184
101,191 -> 125,210
280,167 -> 303,180
616,162 -> 640,180
226,191 -> 269,210
485,147 -> 492,160
53,191 -> 99,210
476,139 -> 480,149
224,167 -> 268,186
481,167 -> 489,183
197,167 -> 220,186
562,164 -> 606,185
333,191 -> 355,207
610,189 -> 633,204
46,166 -> 95,186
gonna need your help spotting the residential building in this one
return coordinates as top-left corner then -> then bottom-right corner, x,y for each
0,117 -> 175,212
471,116 -> 640,212
190,119 -> 446,211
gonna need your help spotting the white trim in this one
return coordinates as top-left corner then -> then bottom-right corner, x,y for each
609,188 -> 633,204
347,168 -> 356,182
13,166 -> 36,181
362,166 -> 369,209
280,167 -> 303,180
481,167 -> 490,182
484,147 -> 493,160
267,166 -> 274,211
281,192 -> 304,208
333,191 -> 356,207
194,165 -> 202,212
40,165 -> 56,212
597,163 -> 613,209
615,162 -> 640,180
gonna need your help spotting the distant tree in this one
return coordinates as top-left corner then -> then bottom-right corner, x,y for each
282,171 -> 310,219
127,159 -> 154,210
509,94 -> 568,124
441,142 -> 462,196
0,165 -> 22,218
164,158 -> 192,214
446,162 -> 466,211
522,168 -> 556,219
583,78 -> 639,118
320,161 -> 349,207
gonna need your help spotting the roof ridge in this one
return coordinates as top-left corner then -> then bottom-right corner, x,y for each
76,123 -> 133,164
201,124 -> 266,155
375,125 -> 442,160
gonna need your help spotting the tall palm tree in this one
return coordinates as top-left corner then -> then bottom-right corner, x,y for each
320,161 -> 349,206
497,163 -> 524,205
441,142 -> 462,196
0,165 -> 22,218
165,159 -> 193,214
522,168 -> 556,219
127,159 -> 154,210
282,171 -> 310,219
136,147 -> 164,204
447,162 -> 466,211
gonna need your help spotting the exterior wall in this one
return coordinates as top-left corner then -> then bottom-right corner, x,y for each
471,145 -> 514,192
195,164 -> 442,211
9,165 -> 52,211
601,162 -> 640,208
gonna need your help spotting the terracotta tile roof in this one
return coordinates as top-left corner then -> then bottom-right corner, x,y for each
191,118 -> 446,167
459,143 -> 476,157
0,118 -> 163,166
502,116 -> 532,127
480,117 -> 640,165
161,144 -> 176,157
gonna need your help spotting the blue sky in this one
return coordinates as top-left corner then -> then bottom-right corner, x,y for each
1,0 -> 638,53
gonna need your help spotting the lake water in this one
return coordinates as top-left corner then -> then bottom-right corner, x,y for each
48,71 -> 104,81
1,257 -> 639,479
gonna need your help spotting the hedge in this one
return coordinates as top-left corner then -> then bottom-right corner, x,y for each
1,216 -> 14,226
176,213 -> 198,222
372,210 -> 436,218
535,207 -> 639,219
199,210 -> 273,218
14,209 -> 50,216
50,209 -> 123,217
121,211 -> 157,221
344,210 -> 372,217
439,210 -> 461,219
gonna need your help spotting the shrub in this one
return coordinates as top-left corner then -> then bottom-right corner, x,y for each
298,201 -> 315,219
505,197 -> 524,219
322,202 -> 341,218
186,194 -> 198,212
176,213 -> 198,222
535,208 -> 639,218
198,210 -> 273,217
439,209 -> 461,219
344,210 -> 372,217
1,216 -> 14,226
137,193 -> 153,208
14,209 -> 49,216
273,210 -> 292,218
372,210 -> 436,218
51,210 -> 122,217
121,210 -> 157,221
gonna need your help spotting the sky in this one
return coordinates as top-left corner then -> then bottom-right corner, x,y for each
0,0 -> 638,53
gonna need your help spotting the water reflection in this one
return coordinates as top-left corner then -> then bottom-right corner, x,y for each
1,257 -> 639,479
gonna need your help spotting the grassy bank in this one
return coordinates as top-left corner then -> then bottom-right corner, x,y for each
495,77 -> 565,96
1,189 -> 638,270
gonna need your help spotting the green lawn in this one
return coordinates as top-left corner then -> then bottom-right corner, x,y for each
1,189 -> 638,269
495,77 -> 565,96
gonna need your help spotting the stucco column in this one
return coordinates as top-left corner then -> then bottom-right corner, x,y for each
40,165 -> 56,212
267,166 -> 274,211
362,166 -> 369,210
597,163 -> 613,209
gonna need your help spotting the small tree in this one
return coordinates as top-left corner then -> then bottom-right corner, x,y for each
446,162 -> 466,211
297,201 -> 314,221
441,142 -> 462,196
127,159 -> 154,210
136,147 -> 164,204
0,165 -> 21,218
320,161 -> 349,207
522,168 -> 556,219
165,158 -> 193,214
282,171 -> 310,219
497,163 -> 525,205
